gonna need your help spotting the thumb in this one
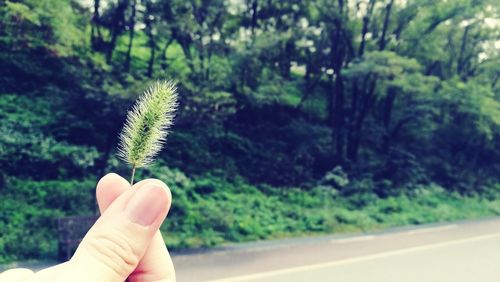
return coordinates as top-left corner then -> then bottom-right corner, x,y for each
60,181 -> 171,282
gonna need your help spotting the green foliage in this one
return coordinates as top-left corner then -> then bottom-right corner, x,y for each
345,51 -> 421,79
0,178 -> 95,263
144,166 -> 498,244
144,167 -> 500,250
2,0 -> 85,55
0,95 -> 99,179
251,70 -> 303,106
318,166 -> 349,190
0,0 -> 499,263
440,78 -> 500,139
1,164 -> 499,263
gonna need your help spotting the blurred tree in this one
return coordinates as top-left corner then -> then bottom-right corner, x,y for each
143,0 -> 157,77
124,0 -> 137,71
0,0 -> 498,190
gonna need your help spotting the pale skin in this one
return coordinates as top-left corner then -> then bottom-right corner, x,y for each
0,173 -> 176,282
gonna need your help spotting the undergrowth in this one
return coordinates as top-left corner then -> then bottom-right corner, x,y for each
1,166 -> 499,263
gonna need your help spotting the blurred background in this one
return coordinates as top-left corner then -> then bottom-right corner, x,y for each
0,0 -> 499,267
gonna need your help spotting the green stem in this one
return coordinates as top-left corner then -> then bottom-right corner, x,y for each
130,165 -> 136,186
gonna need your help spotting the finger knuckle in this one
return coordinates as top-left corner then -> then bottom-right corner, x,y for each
82,227 -> 140,278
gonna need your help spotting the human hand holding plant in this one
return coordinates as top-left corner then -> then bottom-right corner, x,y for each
0,174 -> 176,282
0,81 -> 179,282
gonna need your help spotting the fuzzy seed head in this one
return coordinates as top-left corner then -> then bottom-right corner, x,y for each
118,80 -> 178,168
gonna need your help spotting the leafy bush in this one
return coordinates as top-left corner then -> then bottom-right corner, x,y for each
0,95 -> 100,180
0,178 -> 96,263
0,165 -> 499,263
139,166 -> 500,251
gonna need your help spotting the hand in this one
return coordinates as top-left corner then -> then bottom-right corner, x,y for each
0,173 -> 176,282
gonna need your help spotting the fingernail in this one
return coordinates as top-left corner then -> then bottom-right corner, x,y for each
125,184 -> 168,226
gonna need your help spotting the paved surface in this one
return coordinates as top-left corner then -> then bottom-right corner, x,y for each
173,218 -> 500,282
3,218 -> 500,281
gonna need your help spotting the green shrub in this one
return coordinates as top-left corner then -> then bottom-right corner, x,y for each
0,178 -> 96,262
1,167 -> 499,263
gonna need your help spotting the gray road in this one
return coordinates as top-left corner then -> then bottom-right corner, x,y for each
173,217 -> 500,282
3,218 -> 500,281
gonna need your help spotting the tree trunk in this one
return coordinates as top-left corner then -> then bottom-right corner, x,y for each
181,43 -> 195,74
197,34 -> 205,81
144,1 -> 155,77
280,39 -> 293,79
491,72 -> 500,88
329,0 -> 347,163
250,0 -> 258,36
347,0 -> 376,161
91,0 -> 103,51
147,37 -> 156,78
345,0 -> 393,159
346,83 -> 359,161
298,59 -> 321,110
358,0 -> 376,56
106,0 -> 128,63
160,37 -> 174,70
378,0 -> 394,51
381,87 -> 397,153
347,78 -> 377,160
457,24 -> 471,79
333,73 -> 345,162
206,31 -> 215,81
124,0 -> 137,71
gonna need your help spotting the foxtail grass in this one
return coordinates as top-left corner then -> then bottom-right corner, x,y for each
118,81 -> 178,185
